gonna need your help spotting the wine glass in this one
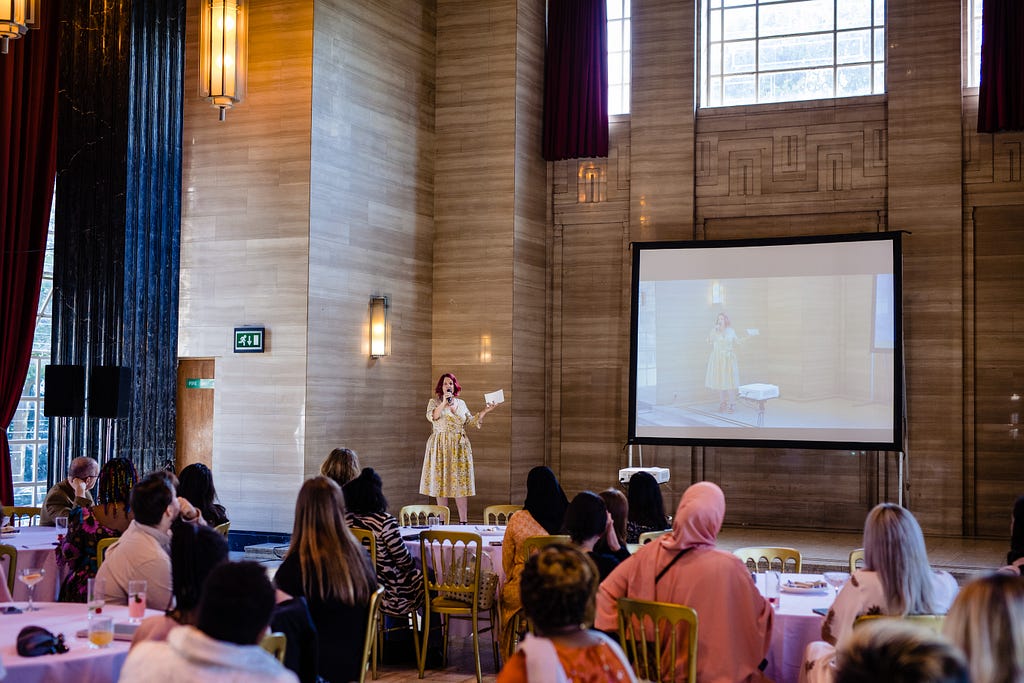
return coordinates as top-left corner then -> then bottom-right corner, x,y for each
18,567 -> 45,611
823,571 -> 850,598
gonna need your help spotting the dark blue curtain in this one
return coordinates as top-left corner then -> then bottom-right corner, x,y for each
543,0 -> 609,161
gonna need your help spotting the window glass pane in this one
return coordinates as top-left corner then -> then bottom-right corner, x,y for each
873,28 -> 884,61
837,64 -> 871,95
873,63 -> 885,93
607,0 -> 623,21
724,40 -> 756,74
7,404 -> 32,441
709,76 -> 723,106
837,0 -> 871,30
710,44 -> 723,75
724,0 -> 752,7
608,22 -> 623,53
32,317 -> 50,356
609,52 -> 624,82
10,444 -> 30,483
758,67 -> 834,103
837,29 -> 871,64
35,443 -> 48,482
709,9 -> 722,42
620,88 -> 630,115
723,7 -> 756,40
759,0 -> 833,38
609,84 -> 624,115
873,0 -> 885,26
760,33 -> 833,71
13,487 -> 34,507
22,362 -> 37,397
623,0 -> 630,16
723,74 -> 756,105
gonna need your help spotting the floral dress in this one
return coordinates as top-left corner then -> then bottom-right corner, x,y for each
55,505 -> 119,602
346,511 -> 424,615
418,397 -> 481,498
705,326 -> 740,390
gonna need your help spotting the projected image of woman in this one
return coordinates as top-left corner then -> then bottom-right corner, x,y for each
706,312 -> 741,413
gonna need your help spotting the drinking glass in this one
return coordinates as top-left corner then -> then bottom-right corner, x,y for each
88,615 -> 114,648
763,570 -> 780,609
55,516 -> 68,542
128,580 -> 147,622
87,577 -> 106,617
823,571 -> 850,598
18,568 -> 45,611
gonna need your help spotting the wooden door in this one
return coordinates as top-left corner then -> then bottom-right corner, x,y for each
175,358 -> 215,472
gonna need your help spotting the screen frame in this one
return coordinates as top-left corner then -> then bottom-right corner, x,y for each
627,231 -> 904,451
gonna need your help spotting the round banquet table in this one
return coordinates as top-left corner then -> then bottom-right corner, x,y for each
760,573 -> 833,683
0,602 -> 161,683
0,526 -> 62,602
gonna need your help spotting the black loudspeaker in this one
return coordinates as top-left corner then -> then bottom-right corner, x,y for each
43,365 -> 86,417
88,365 -> 132,418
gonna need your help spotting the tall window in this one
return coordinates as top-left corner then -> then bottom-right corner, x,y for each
701,0 -> 886,108
6,207 -> 55,505
608,0 -> 631,115
968,0 -> 983,87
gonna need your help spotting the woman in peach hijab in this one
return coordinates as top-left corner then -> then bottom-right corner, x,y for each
595,481 -> 774,683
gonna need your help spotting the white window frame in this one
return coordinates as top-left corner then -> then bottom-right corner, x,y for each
608,0 -> 631,116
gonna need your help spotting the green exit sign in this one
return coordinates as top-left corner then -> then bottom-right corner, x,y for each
234,326 -> 266,353
185,378 -> 215,389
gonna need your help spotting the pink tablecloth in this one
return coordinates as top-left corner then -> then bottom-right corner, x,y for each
0,602 -> 161,683
1,526 -> 62,602
761,573 -> 832,683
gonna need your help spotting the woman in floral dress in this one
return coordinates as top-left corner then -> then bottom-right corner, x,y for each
418,372 -> 497,524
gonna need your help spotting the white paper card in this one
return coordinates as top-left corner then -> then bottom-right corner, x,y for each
484,389 -> 505,405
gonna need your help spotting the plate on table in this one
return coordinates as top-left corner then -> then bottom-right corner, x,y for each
781,580 -> 829,595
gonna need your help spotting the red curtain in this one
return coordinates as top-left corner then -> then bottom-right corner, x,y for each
0,3 -> 61,505
978,0 -> 1024,132
542,0 -> 609,161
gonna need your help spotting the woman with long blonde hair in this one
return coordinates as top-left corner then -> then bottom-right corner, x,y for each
943,572 -> 1024,683
275,476 -> 377,683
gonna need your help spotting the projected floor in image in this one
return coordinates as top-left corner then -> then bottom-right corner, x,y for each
636,397 -> 892,430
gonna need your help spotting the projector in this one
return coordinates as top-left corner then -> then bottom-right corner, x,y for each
618,467 -> 670,484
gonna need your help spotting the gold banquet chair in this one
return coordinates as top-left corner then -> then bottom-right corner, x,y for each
854,613 -> 946,634
0,544 -> 17,595
849,547 -> 865,574
399,504 -> 450,527
733,546 -> 802,573
96,537 -> 118,568
617,597 -> 698,683
482,504 -> 521,526
2,506 -> 41,527
213,521 -> 230,537
507,535 -> 572,658
260,632 -> 287,663
418,530 -> 499,683
359,586 -> 385,682
350,526 -> 421,676
638,530 -> 670,545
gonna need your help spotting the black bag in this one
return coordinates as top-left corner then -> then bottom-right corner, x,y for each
16,626 -> 69,656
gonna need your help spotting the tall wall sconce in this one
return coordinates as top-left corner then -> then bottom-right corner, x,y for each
369,296 -> 390,358
0,0 -> 37,54
199,0 -> 247,121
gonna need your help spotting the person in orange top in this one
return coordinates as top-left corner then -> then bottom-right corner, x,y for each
595,481 -> 774,683
497,543 -> 635,683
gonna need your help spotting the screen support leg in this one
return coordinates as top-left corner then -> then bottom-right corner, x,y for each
897,451 -> 905,507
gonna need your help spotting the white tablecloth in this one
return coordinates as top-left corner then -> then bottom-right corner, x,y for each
760,573 -> 832,683
1,527 -> 62,602
0,602 -> 161,683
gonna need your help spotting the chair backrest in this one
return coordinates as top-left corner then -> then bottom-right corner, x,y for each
420,530 -> 484,610
849,547 -> 865,574
399,504 -> 450,526
359,585 -> 385,683
482,504 -> 522,526
350,527 -> 378,566
733,546 -> 802,573
617,597 -> 698,683
213,521 -> 230,537
854,613 -> 946,634
96,537 -> 118,568
520,534 -> 571,562
0,544 -> 17,595
260,631 -> 287,663
2,506 -> 41,527
638,530 -> 670,545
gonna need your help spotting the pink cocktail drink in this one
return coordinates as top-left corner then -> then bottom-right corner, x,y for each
129,591 -> 146,619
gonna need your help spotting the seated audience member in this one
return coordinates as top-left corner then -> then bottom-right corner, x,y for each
624,471 -> 670,544
56,457 -> 138,601
802,503 -> 959,683
497,544 -> 636,683
500,466 -> 569,659
1002,494 -> 1024,575
596,481 -> 773,683
96,472 -> 189,608
119,561 -> 297,683
40,456 -> 99,525
942,572 -> 1024,683
595,488 -> 629,557
274,476 -> 377,683
834,620 -> 968,683
343,467 -> 424,615
320,447 -> 361,489
177,463 -> 229,527
564,491 -> 626,580
132,521 -> 229,645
